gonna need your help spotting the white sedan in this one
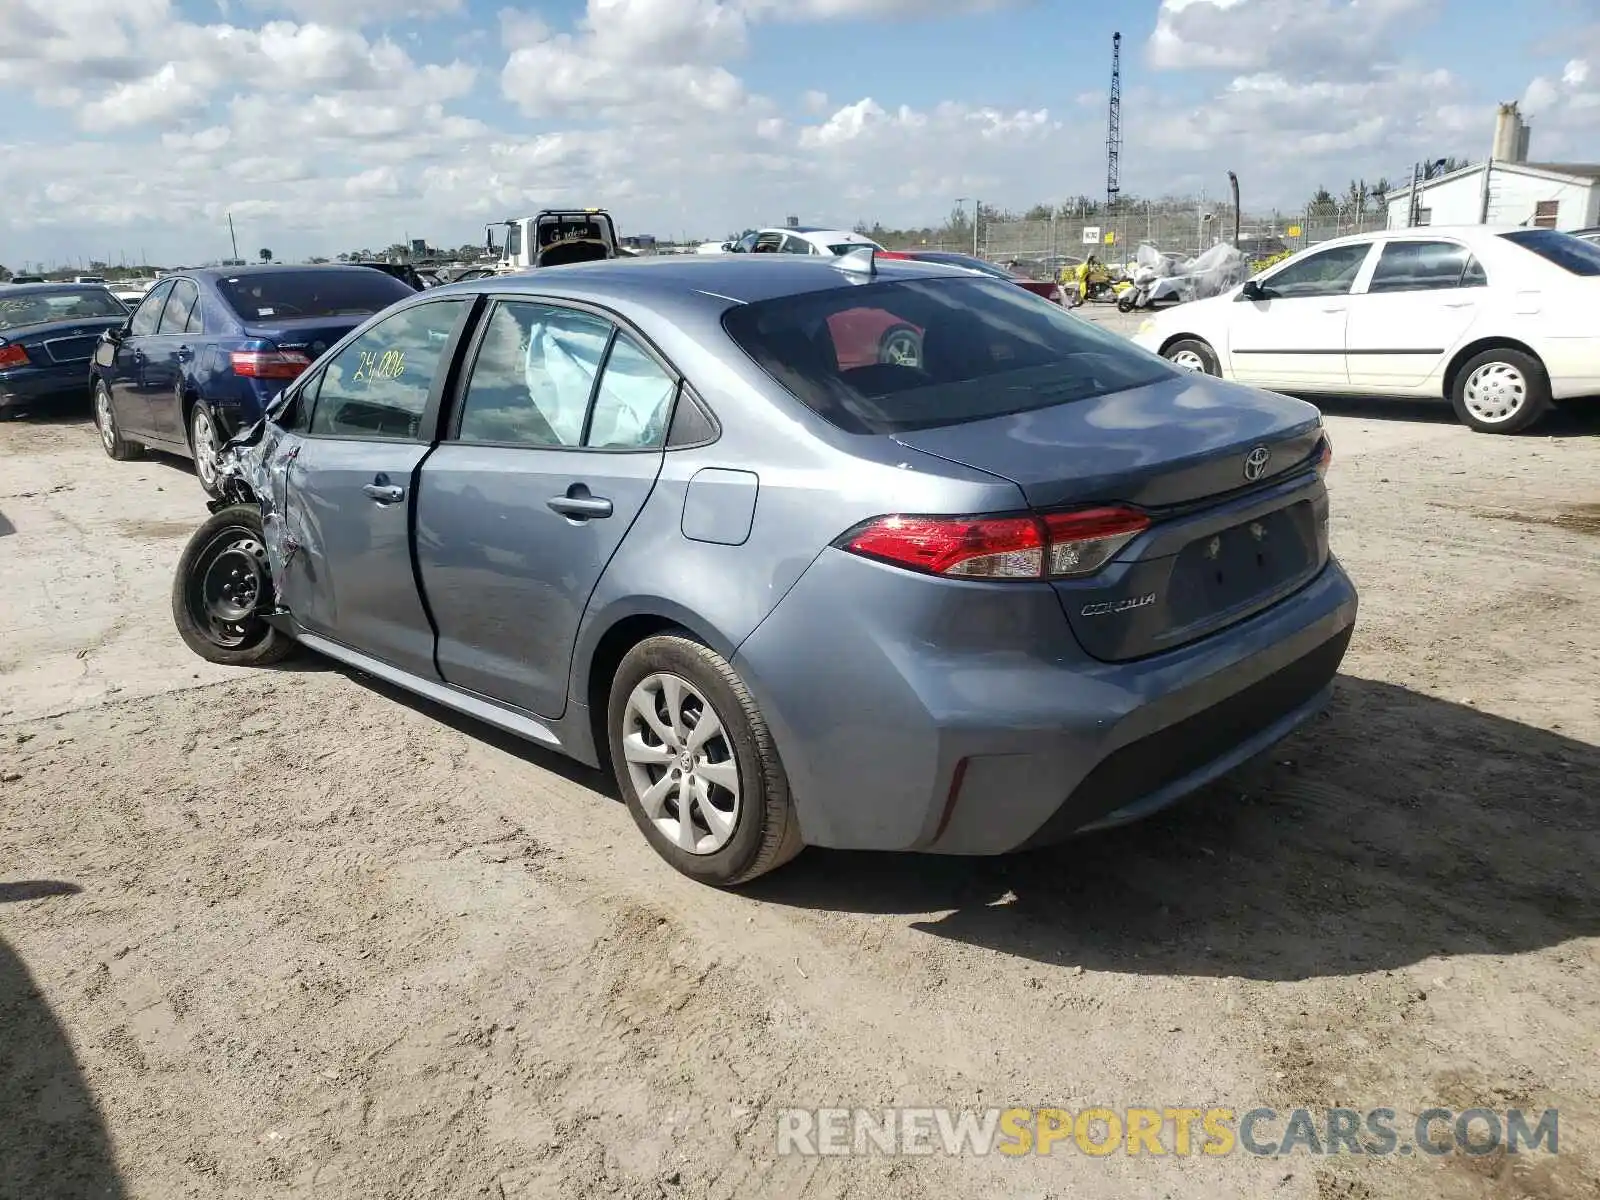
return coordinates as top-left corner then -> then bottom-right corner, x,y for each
1132,225 -> 1600,433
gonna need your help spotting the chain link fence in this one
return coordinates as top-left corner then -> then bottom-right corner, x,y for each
879,207 -> 1392,269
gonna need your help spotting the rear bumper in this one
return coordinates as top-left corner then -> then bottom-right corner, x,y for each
732,549 -> 1358,854
0,363 -> 91,407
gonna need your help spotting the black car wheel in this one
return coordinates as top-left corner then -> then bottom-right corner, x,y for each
171,505 -> 297,667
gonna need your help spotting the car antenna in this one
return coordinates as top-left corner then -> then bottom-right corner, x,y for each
835,245 -> 877,279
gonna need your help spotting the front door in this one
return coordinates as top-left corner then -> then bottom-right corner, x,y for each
1226,241 -> 1374,389
1344,239 -> 1488,388
277,297 -> 477,679
416,299 -> 676,719
106,279 -> 174,439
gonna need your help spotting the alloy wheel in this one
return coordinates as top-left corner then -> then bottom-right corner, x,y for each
95,385 -> 116,452
621,672 -> 741,855
192,407 -> 219,488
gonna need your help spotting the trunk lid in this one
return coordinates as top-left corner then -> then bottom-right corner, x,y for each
893,373 -> 1330,662
890,372 -> 1323,510
242,315 -> 370,358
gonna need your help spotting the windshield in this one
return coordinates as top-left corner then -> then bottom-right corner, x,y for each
722,276 -> 1172,435
1500,229 -> 1600,276
217,270 -> 415,321
0,288 -> 128,330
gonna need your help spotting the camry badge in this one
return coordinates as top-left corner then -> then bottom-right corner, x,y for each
1243,445 -> 1272,482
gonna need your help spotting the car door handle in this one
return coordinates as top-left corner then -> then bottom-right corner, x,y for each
175,345 -> 193,361
1320,305 -> 1347,313
1441,300 -> 1475,308
547,489 -> 613,519
362,481 -> 405,504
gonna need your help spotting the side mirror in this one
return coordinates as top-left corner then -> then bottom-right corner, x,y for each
1238,279 -> 1265,302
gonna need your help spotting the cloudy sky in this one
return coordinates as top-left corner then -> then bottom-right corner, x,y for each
2,0 -> 1597,266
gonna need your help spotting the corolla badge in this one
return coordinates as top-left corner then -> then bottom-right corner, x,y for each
1081,593 -> 1157,617
1243,445 -> 1272,482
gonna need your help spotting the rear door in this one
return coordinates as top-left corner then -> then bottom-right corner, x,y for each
106,279 -> 174,439
1344,239 -> 1488,388
277,297 -> 477,678
415,298 -> 676,719
1226,241 -> 1374,388
143,278 -> 201,441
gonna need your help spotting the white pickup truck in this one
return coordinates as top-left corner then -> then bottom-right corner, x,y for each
483,209 -> 625,274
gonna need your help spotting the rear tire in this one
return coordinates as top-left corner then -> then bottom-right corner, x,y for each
94,379 -> 142,461
171,505 -> 297,667
189,400 -> 224,497
608,634 -> 803,887
1162,337 -> 1221,376
1450,347 -> 1552,434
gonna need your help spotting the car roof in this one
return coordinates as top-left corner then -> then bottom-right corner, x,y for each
0,281 -> 116,294
185,264 -> 400,280
428,253 -> 973,310
1303,224 -> 1529,251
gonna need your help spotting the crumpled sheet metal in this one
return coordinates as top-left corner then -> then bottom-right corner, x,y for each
214,420 -> 314,603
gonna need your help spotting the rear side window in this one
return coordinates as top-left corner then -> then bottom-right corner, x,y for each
455,301 -> 676,450
308,300 -> 468,440
158,280 -> 199,333
721,276 -> 1170,436
1367,241 -> 1481,293
217,269 -> 415,322
1500,228 -> 1600,275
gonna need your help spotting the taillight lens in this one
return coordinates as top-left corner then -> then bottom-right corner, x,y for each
1314,433 -> 1333,480
0,343 -> 29,369
841,506 -> 1149,581
230,349 -> 311,379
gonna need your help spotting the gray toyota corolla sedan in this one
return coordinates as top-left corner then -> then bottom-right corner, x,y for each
171,251 -> 1357,887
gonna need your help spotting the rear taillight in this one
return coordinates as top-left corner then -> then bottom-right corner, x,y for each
840,506 -> 1149,581
1314,434 -> 1333,480
230,349 -> 311,379
0,343 -> 29,369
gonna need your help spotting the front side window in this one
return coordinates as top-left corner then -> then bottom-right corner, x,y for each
722,276 -> 1171,436
1255,243 -> 1372,299
308,300 -> 469,440
1366,241 -> 1479,293
128,281 -> 174,336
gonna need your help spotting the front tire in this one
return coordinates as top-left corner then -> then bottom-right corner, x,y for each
1162,337 -> 1221,376
1450,347 -> 1552,434
94,379 -> 142,461
607,634 -> 803,887
171,505 -> 297,667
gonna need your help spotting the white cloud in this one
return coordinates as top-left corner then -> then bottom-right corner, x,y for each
78,62 -> 206,129
1148,0 -> 1437,74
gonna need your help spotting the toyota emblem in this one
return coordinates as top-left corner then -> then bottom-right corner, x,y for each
1242,445 -> 1272,482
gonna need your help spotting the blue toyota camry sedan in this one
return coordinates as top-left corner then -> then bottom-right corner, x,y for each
0,283 -> 130,412
171,251 -> 1357,886
89,264 -> 416,494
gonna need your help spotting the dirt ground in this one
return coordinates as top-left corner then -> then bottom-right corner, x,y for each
2,381 -> 1598,1200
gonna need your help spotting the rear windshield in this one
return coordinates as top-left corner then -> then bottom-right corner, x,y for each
722,276 -> 1171,435
216,270 -> 415,321
1500,229 -> 1600,276
0,288 -> 128,330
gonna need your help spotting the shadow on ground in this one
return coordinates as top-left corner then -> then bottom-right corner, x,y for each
747,675 -> 1600,981
1308,393 -> 1600,436
1,883 -> 126,1199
